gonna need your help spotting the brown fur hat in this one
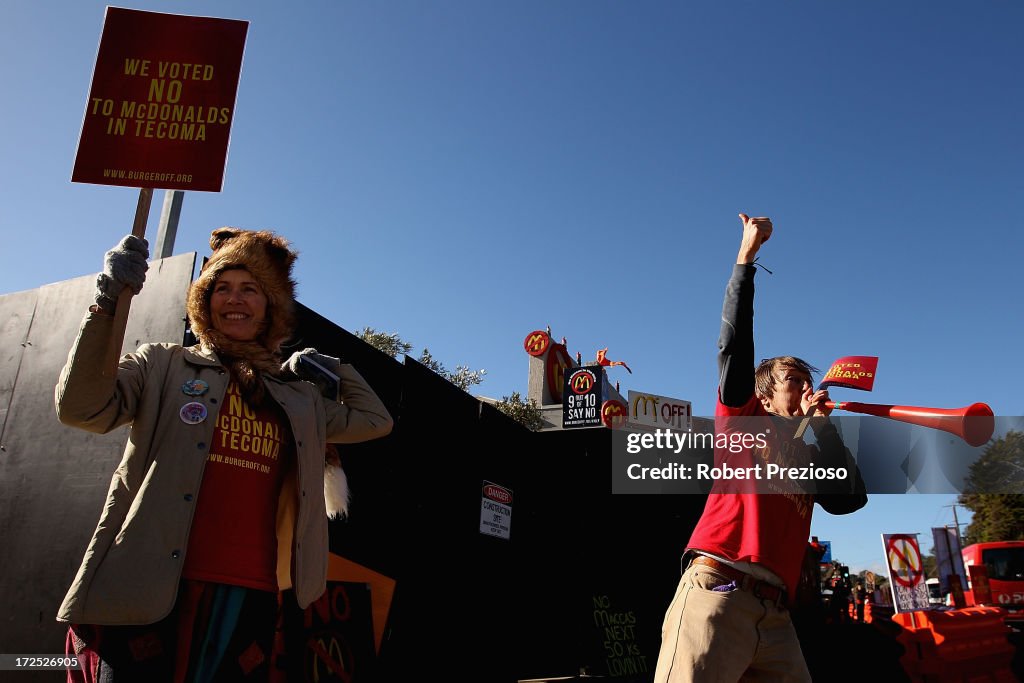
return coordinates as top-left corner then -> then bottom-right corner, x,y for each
186,228 -> 298,353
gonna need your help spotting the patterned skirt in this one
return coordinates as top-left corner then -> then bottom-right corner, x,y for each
66,580 -> 280,683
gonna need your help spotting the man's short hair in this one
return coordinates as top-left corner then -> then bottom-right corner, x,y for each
755,356 -> 820,399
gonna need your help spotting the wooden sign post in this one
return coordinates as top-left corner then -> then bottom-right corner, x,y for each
72,7 -> 248,374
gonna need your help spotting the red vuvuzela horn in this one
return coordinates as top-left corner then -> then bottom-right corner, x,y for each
823,401 -> 995,447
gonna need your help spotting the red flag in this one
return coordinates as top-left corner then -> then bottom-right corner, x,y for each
596,348 -> 632,374
819,356 -> 878,392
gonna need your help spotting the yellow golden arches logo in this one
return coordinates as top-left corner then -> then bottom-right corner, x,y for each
632,394 -> 658,418
886,535 -> 924,589
602,400 -> 628,429
569,369 -> 595,395
523,330 -> 550,357
546,344 -> 573,402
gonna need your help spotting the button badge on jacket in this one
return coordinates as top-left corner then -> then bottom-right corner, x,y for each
181,379 -> 209,396
179,402 -> 208,425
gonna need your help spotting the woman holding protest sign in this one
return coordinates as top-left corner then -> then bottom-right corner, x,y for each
56,228 -> 393,681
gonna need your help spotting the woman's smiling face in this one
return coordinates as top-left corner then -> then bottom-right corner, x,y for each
209,268 -> 267,342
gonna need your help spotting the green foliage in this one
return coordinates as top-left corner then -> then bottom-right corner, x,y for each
357,327 -> 412,359
958,431 -> 1024,543
418,348 -> 486,392
958,493 -> 1024,544
357,328 -> 486,392
962,430 -> 1024,495
494,391 -> 545,431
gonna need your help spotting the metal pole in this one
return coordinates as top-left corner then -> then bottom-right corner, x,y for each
951,504 -> 962,545
154,190 -> 185,259
103,187 -> 154,378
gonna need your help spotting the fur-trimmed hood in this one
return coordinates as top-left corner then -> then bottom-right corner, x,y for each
186,228 -> 298,354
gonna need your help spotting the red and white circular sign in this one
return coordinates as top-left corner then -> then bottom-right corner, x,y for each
886,535 -> 924,588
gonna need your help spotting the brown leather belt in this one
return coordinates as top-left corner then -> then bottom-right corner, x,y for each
690,555 -> 788,608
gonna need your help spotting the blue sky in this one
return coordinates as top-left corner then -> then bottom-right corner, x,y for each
2,1 -> 1019,573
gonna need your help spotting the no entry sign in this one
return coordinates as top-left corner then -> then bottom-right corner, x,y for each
72,7 -> 248,191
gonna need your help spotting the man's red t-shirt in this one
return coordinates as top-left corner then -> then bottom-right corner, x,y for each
685,394 -> 814,601
183,383 -> 294,592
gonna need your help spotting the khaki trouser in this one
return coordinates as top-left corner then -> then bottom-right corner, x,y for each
654,561 -> 812,683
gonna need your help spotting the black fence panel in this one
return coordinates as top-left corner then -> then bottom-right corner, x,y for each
1,261 -> 705,683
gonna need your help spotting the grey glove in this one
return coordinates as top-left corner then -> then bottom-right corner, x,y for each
95,235 -> 149,313
282,348 -> 341,400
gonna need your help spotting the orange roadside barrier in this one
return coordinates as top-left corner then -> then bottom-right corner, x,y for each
892,607 -> 1015,683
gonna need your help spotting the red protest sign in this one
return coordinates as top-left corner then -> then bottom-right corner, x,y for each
72,8 -> 248,192
882,533 -> 930,613
885,534 -> 925,588
819,356 -> 879,392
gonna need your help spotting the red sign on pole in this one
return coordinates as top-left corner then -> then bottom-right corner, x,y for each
882,533 -> 930,613
886,535 -> 925,588
819,356 -> 879,392
72,8 -> 248,192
